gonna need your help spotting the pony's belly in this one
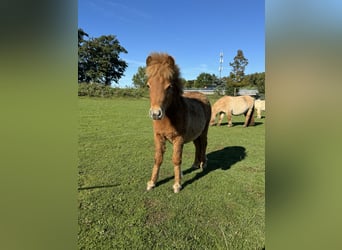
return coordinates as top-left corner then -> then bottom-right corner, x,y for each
183,126 -> 205,143
232,107 -> 248,115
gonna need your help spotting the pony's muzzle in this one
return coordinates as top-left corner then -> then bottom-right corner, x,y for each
149,108 -> 164,120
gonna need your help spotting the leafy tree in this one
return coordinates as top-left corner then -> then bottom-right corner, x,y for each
78,29 -> 128,85
244,72 -> 265,94
132,66 -> 147,88
229,49 -> 248,84
253,72 -> 265,94
184,80 -> 195,88
178,77 -> 187,89
194,73 -> 217,88
78,28 -> 88,46
78,29 -> 89,82
225,76 -> 239,95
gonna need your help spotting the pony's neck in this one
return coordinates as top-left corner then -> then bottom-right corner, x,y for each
165,91 -> 183,118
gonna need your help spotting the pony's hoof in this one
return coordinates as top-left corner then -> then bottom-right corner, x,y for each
200,161 -> 207,170
173,183 -> 182,193
146,181 -> 155,191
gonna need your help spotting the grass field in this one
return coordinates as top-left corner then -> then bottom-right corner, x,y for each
78,97 -> 265,249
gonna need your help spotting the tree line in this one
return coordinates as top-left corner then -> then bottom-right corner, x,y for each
78,29 -> 264,95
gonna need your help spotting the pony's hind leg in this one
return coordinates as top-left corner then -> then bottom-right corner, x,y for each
191,139 -> 202,169
217,112 -> 225,126
192,132 -> 208,170
147,136 -> 166,191
199,129 -> 209,170
243,108 -> 255,127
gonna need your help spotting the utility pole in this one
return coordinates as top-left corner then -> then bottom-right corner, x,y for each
219,51 -> 223,81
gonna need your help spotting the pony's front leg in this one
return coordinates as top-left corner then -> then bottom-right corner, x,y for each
227,112 -> 233,127
172,139 -> 184,193
147,135 -> 166,191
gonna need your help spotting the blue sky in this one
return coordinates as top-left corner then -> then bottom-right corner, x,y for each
78,0 -> 265,87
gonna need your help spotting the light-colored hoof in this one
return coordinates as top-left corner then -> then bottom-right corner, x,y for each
200,161 -> 207,170
146,181 -> 155,191
198,156 -> 208,170
173,183 -> 182,193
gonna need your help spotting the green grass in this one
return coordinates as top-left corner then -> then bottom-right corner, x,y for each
79,97 -> 265,249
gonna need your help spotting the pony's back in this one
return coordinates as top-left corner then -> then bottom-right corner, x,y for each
231,96 -> 254,115
182,91 -> 211,142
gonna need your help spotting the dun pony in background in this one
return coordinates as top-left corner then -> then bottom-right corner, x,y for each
254,99 -> 265,119
210,95 -> 255,127
146,53 -> 211,193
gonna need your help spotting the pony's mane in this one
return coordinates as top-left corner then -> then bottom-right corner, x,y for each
146,53 -> 183,93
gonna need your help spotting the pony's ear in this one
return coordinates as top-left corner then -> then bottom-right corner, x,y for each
167,55 -> 175,67
146,55 -> 152,66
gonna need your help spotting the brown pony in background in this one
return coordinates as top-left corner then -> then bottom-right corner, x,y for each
146,53 -> 211,193
210,95 -> 255,127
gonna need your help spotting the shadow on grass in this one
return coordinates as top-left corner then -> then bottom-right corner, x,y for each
78,184 -> 120,191
215,122 -> 263,127
156,146 -> 246,189
78,146 -> 246,191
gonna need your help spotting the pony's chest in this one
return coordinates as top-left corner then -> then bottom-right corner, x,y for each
153,119 -> 182,141
155,129 -> 180,143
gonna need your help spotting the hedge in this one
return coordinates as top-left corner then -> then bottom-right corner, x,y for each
78,83 -> 148,98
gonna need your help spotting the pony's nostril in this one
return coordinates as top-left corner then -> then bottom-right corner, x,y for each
149,108 -> 163,120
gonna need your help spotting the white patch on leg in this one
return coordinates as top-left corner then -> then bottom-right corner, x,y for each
146,181 -> 155,191
173,183 -> 182,193
200,161 -> 207,170
200,156 -> 208,170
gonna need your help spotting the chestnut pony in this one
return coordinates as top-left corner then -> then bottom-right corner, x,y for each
210,95 -> 255,127
146,53 -> 211,193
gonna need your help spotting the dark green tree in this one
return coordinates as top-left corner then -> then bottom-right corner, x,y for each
244,72 -> 265,94
254,72 -> 265,94
132,66 -> 147,88
78,29 -> 89,82
78,29 -> 128,85
184,79 -> 195,88
180,78 -> 187,88
229,49 -> 248,84
78,28 -> 88,46
194,73 -> 218,88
